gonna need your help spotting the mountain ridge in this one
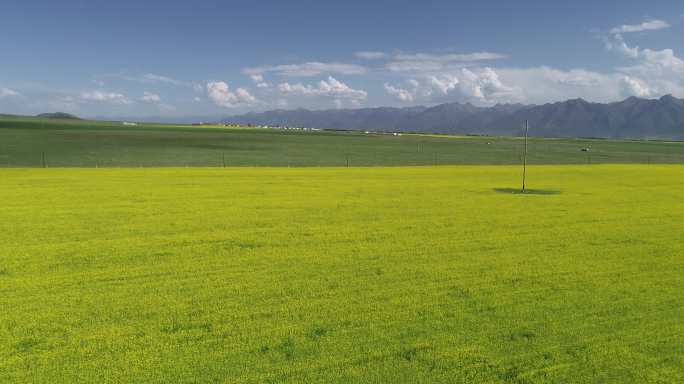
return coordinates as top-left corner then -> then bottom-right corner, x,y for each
224,95 -> 684,139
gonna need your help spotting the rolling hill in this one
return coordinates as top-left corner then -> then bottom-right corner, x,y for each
36,112 -> 81,120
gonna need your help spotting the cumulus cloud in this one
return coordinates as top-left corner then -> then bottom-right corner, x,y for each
493,66 -> 678,103
384,83 -> 415,102
249,74 -> 270,88
0,88 -> 19,98
140,91 -> 161,103
277,76 -> 367,100
379,23 -> 682,105
610,19 -> 670,35
428,74 -> 460,95
603,34 -> 640,58
603,30 -> 684,98
494,67 -> 624,103
461,68 -> 519,102
206,81 -> 257,108
80,91 -> 132,104
243,62 -> 367,77
603,19 -> 683,97
617,46 -> 684,77
385,67 -> 520,105
619,76 -> 653,98
355,51 -> 387,60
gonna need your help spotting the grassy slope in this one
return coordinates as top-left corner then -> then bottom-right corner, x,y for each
1,165 -> 682,383
1,116 -> 683,167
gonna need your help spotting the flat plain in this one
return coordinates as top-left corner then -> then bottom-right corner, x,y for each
1,165 -> 683,383
2,116 -> 683,167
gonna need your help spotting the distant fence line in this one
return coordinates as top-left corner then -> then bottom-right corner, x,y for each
2,149 -> 682,169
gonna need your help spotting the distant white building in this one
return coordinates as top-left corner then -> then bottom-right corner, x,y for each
122,121 -> 137,126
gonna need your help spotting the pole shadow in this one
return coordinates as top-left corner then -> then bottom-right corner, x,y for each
493,188 -> 562,195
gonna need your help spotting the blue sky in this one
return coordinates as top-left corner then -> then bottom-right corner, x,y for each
1,1 -> 684,118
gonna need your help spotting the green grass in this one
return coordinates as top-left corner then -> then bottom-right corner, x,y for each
1,165 -> 682,382
1,116 -> 683,167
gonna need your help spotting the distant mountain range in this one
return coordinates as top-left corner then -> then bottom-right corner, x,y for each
36,112 -> 81,120
89,115 -> 228,125
224,95 -> 684,139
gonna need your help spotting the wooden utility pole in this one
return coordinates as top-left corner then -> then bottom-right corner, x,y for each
522,120 -> 529,192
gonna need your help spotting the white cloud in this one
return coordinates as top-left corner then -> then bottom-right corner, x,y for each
495,67 -> 623,103
428,74 -> 460,95
80,91 -> 132,104
386,51 -> 508,73
0,88 -> 19,98
277,76 -> 367,100
316,77 -> 367,99
105,72 -> 184,86
603,34 -> 640,58
139,73 -> 182,85
385,68 -> 520,105
244,62 -> 367,77
610,19 -> 670,35
619,47 -> 684,76
379,28 -> 684,105
235,88 -> 256,102
394,52 -> 508,62
620,76 -> 653,97
193,96 -> 201,102
386,60 -> 444,73
140,91 -> 161,103
355,51 -> 387,60
206,81 -> 257,108
551,69 -> 605,87
384,83 -> 415,102
460,68 -> 519,103
249,74 -> 269,88
604,32 -> 684,98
